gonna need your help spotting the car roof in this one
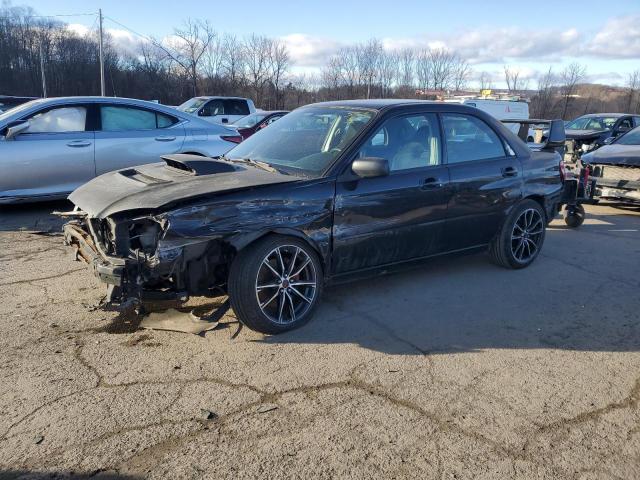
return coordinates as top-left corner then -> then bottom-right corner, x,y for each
192,96 -> 250,101
579,113 -> 629,118
305,99 -> 440,110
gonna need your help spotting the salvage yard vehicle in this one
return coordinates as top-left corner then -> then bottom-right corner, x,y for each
0,97 -> 243,204
176,96 -> 256,125
63,100 -> 565,334
230,110 -> 288,139
563,113 -> 640,161
583,125 -> 640,204
502,118 -> 593,228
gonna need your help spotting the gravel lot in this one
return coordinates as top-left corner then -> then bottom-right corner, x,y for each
1,202 -> 639,479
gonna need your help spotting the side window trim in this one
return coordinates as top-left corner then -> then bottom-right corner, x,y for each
438,112 -> 508,166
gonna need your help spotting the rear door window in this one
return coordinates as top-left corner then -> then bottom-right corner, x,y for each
201,100 -> 224,116
223,99 -> 250,116
26,106 -> 87,133
100,106 -> 178,131
441,114 -> 506,164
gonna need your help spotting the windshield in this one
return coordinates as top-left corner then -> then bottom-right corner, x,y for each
615,127 -> 640,145
566,116 -> 618,131
231,112 -> 268,128
225,106 -> 376,176
177,97 -> 208,114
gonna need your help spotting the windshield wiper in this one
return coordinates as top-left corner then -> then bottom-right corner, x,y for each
228,158 -> 287,175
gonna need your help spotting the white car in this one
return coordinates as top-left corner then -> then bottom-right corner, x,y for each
176,96 -> 256,125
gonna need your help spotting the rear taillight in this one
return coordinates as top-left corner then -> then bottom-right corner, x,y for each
559,159 -> 567,182
221,135 -> 243,144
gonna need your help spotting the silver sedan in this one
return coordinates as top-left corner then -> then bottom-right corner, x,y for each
0,96 -> 242,203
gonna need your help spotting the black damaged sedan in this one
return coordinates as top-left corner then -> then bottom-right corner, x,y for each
63,100 -> 564,333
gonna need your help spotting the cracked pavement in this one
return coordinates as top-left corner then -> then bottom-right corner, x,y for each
0,201 -> 639,479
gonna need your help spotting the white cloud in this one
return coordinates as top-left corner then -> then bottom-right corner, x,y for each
65,23 -> 146,57
586,15 -> 640,59
280,33 -> 342,67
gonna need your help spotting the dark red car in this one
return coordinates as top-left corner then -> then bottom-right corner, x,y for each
230,110 -> 288,139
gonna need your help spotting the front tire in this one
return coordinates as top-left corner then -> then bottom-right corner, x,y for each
228,235 -> 323,334
490,199 -> 546,269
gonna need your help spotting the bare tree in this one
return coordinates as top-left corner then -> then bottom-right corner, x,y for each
220,34 -> 245,88
504,65 -> 520,92
378,50 -> 399,98
625,70 -> 640,113
559,62 -> 586,119
478,71 -> 493,91
268,38 -> 290,109
243,34 -> 272,105
357,39 -> 382,98
158,19 -> 216,96
532,67 -> 556,118
452,56 -> 471,92
399,48 -> 415,89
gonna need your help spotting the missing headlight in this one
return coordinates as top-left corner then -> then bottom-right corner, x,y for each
129,221 -> 161,254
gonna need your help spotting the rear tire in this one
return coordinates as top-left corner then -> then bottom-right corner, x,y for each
563,204 -> 585,228
228,235 -> 323,334
490,199 -> 546,269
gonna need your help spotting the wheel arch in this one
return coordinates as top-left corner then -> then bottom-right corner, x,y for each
523,194 -> 550,222
228,228 -> 328,276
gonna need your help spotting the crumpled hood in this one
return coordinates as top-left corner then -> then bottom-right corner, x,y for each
565,129 -> 608,141
583,144 -> 640,167
69,155 -> 297,218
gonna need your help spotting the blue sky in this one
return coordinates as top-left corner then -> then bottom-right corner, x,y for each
16,0 -> 640,87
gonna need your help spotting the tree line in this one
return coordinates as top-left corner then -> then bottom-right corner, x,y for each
2,3 -> 640,119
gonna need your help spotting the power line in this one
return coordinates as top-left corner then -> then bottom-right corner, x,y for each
103,15 -> 154,43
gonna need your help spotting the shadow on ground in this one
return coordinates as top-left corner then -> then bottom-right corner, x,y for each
0,200 -> 71,233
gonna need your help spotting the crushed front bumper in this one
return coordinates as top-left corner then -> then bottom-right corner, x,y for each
63,222 -> 128,287
591,177 -> 640,204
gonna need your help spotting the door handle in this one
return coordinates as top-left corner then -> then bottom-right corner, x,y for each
501,166 -> 518,177
66,140 -> 91,147
155,136 -> 176,142
420,177 -> 444,189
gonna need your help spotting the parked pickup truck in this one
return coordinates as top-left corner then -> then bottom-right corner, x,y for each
62,100 -> 565,334
176,96 -> 256,125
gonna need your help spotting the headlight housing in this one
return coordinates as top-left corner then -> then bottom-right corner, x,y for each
129,220 -> 162,254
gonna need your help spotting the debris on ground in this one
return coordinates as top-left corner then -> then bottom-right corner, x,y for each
139,300 -> 231,335
140,309 -> 221,335
199,409 -> 218,421
256,404 -> 279,414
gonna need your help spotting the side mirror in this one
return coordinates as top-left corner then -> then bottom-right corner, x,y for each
542,119 -> 565,151
352,157 -> 389,178
603,136 -> 615,145
4,120 -> 30,140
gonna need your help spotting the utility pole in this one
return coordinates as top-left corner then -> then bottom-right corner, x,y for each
98,8 -> 105,96
39,41 -> 47,98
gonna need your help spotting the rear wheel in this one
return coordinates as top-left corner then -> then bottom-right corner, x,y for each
228,235 -> 323,334
490,199 -> 546,269
563,204 -> 585,228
